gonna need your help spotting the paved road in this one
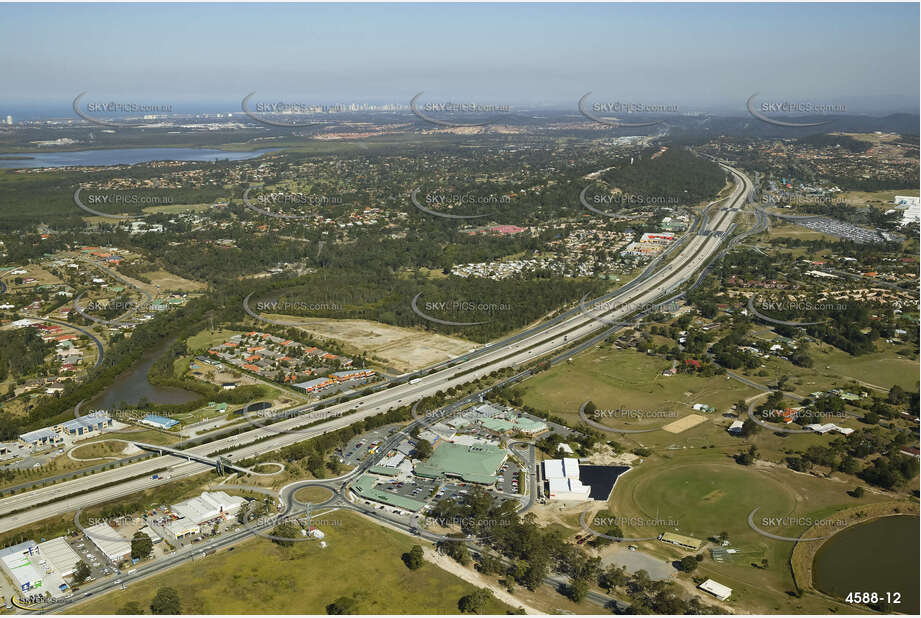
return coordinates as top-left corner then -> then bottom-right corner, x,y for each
31,316 -> 105,369
1,162 -> 752,535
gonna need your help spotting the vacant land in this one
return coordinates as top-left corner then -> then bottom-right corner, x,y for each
275,316 -> 476,373
521,347 -> 760,423
73,510 -> 511,615
185,328 -> 246,353
840,188 -> 919,208
142,202 -> 217,215
141,268 -> 207,291
764,222 -> 842,243
811,346 -> 919,391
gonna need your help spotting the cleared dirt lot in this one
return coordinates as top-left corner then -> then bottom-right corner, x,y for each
661,413 -> 707,434
141,269 -> 207,291
269,316 -> 476,373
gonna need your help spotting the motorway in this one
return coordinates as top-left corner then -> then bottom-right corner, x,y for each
0,161 -> 752,536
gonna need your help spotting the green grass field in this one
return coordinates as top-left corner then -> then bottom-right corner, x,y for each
73,510 -> 512,615
521,347 -> 760,423
292,486 -> 334,504
739,335 -> 918,395
605,450 -> 893,614
68,440 -> 129,459
185,328 -> 246,353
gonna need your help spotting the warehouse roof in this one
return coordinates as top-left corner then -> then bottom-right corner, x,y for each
59,411 -> 111,433
37,537 -> 80,577
140,414 -> 179,429
139,526 -> 162,543
84,523 -> 131,560
172,491 -> 245,524
19,428 -> 58,443
543,458 -> 580,480
0,541 -> 43,589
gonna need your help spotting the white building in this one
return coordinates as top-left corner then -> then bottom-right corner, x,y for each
547,477 -> 592,501
36,537 -> 81,578
171,491 -> 246,525
894,196 -> 920,225
138,526 -> 163,544
805,423 -> 854,436
699,578 -> 732,601
84,523 -> 132,563
727,420 -> 744,434
165,519 -> 200,539
544,458 -> 592,501
543,457 -> 581,480
0,541 -> 44,593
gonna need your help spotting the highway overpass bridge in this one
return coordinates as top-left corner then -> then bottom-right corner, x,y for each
133,442 -> 250,476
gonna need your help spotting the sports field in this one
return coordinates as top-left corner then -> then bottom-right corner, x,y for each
605,450 -> 895,614
73,510 -> 511,614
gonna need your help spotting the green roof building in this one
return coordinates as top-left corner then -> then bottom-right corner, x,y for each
368,465 -> 399,477
413,442 -> 507,485
351,474 -> 427,512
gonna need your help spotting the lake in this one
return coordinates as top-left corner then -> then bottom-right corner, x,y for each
0,147 -> 276,169
812,514 -> 919,613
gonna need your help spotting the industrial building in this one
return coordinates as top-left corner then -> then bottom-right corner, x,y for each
165,519 -> 200,539
139,414 -> 180,430
0,541 -> 44,593
0,539 -> 72,598
543,458 -> 591,501
138,526 -> 163,544
543,458 -> 581,480
17,428 -> 62,449
17,411 -> 114,449
84,523 -> 132,563
56,411 -> 113,438
36,538 -> 80,578
894,195 -> 920,225
171,491 -> 246,525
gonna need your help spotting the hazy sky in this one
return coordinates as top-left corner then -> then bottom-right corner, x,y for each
2,2 -> 918,113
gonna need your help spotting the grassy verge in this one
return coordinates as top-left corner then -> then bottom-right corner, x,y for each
72,510 -> 512,615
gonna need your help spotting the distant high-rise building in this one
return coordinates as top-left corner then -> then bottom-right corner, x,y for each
4,115 -> 11,125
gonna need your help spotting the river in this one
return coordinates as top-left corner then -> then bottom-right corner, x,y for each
95,340 -> 200,409
0,147 -> 276,169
